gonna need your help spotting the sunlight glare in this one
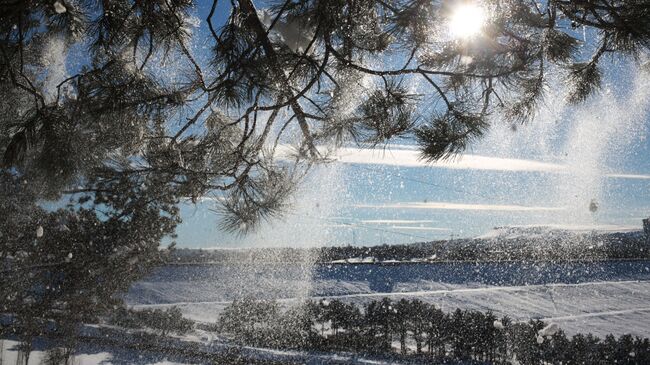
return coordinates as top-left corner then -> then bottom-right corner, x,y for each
449,3 -> 486,39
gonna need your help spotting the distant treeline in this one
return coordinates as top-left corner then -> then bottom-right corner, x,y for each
6,300 -> 647,364
108,306 -> 193,336
173,229 -> 650,264
215,297 -> 650,364
321,229 -> 650,262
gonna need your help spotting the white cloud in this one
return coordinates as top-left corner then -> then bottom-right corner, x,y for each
277,145 -> 650,179
360,219 -> 437,224
388,226 -> 451,231
604,173 -> 650,180
355,201 -> 565,212
334,145 -> 565,173
317,223 -> 451,233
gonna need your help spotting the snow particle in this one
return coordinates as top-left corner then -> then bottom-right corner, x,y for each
536,335 -> 544,344
538,323 -> 560,337
184,15 -> 201,28
68,252 -> 73,259
54,1 -> 67,14
493,320 -> 504,329
36,225 -> 44,238
460,55 -> 474,65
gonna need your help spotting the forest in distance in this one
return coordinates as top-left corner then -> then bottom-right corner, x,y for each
107,297 -> 650,365
4,297 -> 648,365
171,226 -> 650,264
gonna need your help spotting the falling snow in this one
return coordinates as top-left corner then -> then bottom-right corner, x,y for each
53,1 -> 67,14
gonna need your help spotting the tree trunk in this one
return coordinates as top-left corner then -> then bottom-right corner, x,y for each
384,323 -> 391,352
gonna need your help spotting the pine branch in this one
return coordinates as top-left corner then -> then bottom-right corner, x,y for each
238,0 -> 319,158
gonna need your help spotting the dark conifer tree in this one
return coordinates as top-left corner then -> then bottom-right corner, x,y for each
2,0 -> 649,236
394,298 -> 410,354
451,308 -> 471,359
423,305 -> 446,357
2,0 -> 650,354
407,299 -> 427,354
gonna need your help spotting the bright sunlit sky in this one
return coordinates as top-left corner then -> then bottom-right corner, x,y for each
167,1 -> 650,248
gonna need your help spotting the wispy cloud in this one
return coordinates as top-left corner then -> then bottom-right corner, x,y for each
314,221 -> 451,232
337,145 -> 650,179
388,226 -> 451,231
334,146 -> 565,173
276,145 -> 650,179
276,144 -> 650,178
355,201 -> 565,212
360,219 -> 437,224
604,173 -> 650,180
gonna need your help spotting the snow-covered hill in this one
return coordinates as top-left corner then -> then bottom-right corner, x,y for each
127,260 -> 650,338
478,224 -> 643,240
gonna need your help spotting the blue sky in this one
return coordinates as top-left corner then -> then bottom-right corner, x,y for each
164,2 -> 650,248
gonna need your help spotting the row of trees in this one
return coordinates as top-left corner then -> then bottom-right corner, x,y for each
1,306 -> 193,365
318,229 -> 650,263
217,297 -> 649,364
169,227 -> 650,265
108,306 -> 194,337
3,297 -> 648,364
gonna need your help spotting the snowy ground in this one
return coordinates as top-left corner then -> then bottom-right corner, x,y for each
0,337 -> 433,365
0,339 -> 191,365
3,261 -> 649,364
128,261 -> 650,338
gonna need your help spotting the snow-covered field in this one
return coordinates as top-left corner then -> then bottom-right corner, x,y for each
0,339 -> 192,365
3,260 -> 649,364
127,260 -> 650,338
0,338 -> 433,365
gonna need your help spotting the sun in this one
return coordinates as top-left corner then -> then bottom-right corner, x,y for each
448,3 -> 486,39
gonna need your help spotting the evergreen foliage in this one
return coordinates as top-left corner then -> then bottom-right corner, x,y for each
1,0 -> 649,234
0,171 -> 174,360
217,297 -> 650,364
108,306 -> 194,336
1,0 -> 649,360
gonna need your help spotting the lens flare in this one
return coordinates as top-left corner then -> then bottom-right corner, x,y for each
448,3 -> 486,39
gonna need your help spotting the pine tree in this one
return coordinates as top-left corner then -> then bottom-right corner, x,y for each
424,305 -> 446,357
0,171 -> 174,356
451,309 -> 471,359
365,298 -> 395,352
394,298 -> 410,354
2,1 -> 649,235
407,299 -> 427,354
2,0 -> 649,351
